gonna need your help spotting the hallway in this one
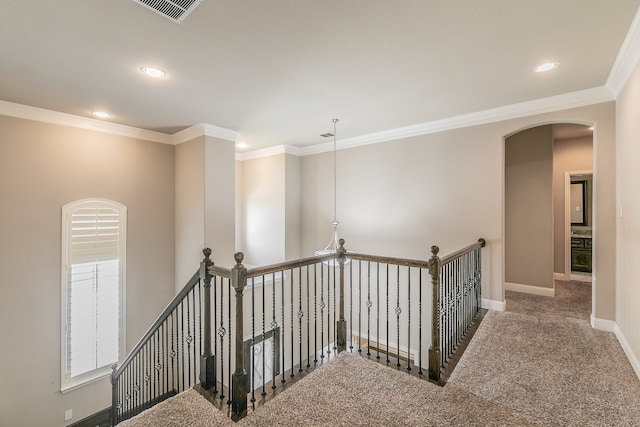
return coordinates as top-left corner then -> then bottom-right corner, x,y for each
449,281 -> 640,425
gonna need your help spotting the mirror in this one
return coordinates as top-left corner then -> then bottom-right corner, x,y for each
570,180 -> 587,225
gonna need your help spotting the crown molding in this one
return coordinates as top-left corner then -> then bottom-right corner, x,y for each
298,86 -> 614,156
0,83 -> 614,157
171,123 -> 238,144
0,100 -> 172,144
606,6 -> 640,97
236,144 -> 301,161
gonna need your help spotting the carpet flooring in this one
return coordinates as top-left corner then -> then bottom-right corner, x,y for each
119,281 -> 640,426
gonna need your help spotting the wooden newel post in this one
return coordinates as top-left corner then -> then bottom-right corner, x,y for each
200,248 -> 216,389
428,245 -> 442,381
110,363 -> 118,424
231,252 -> 248,418
336,238 -> 347,353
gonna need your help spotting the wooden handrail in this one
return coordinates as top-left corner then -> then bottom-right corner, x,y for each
208,264 -> 232,278
347,252 -> 431,269
241,251 -> 431,279
112,270 -> 200,379
440,238 -> 486,266
244,253 -> 336,277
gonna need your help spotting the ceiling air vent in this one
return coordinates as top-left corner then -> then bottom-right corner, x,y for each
132,0 -> 203,23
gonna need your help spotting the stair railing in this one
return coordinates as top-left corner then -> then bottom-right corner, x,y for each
111,239 -> 486,421
216,238 -> 486,417
428,238 -> 486,381
110,249 -> 230,425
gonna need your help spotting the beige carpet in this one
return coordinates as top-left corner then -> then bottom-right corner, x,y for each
120,281 -> 640,426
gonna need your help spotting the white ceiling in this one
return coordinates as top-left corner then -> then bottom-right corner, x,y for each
1,0 -> 639,150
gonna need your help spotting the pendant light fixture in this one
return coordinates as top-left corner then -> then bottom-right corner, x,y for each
314,118 -> 348,264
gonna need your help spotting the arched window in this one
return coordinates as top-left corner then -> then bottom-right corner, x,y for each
61,199 -> 126,391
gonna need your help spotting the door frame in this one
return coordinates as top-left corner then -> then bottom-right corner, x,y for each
564,169 -> 593,281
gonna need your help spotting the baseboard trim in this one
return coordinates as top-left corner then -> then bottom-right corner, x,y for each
505,282 -> 555,297
614,324 -> 640,381
553,272 -> 568,281
590,315 -> 616,332
481,298 -> 506,311
570,273 -> 592,283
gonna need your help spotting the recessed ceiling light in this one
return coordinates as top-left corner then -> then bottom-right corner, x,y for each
140,66 -> 166,78
533,61 -> 560,73
236,142 -> 249,149
92,111 -> 111,119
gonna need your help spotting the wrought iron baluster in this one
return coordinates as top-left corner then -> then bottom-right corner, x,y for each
358,260 -> 362,353
262,274 -> 266,397
326,262 -> 331,355
396,264 -> 401,367
180,301 -> 185,391
197,280 -> 202,392
170,313 -> 175,394
448,261 -> 453,362
320,263 -> 325,359
376,262 -> 380,360
407,266 -> 412,370
386,263 -> 390,363
298,267 -> 303,372
453,258 -> 458,355
349,259 -> 353,351
314,263 -> 318,363
219,278 -> 225,401
333,263 -> 337,351
186,293 -> 192,390
250,277 -> 256,403
132,354 -> 137,413
456,257 -> 461,353
281,270 -> 286,384
228,278 -> 232,405
272,272 -> 277,389
464,254 -> 473,333
159,324 -> 164,397
164,319 -> 168,396
194,286 -> 199,386
385,263 -> 391,363
156,331 -> 161,401
418,269 -> 423,375
306,266 -> 310,367
213,276 -> 218,394
291,268 -> 295,377
151,333 -> 155,401
445,262 -> 450,363
407,266 -> 411,371
366,261 -> 371,356
476,248 -> 480,314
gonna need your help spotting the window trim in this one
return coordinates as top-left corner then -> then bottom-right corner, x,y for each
60,199 -> 127,392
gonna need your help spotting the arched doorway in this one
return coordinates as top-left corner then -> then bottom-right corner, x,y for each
504,123 -> 594,317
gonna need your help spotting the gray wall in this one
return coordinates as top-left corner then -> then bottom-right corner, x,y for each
0,116 -> 176,426
175,138 -> 205,287
284,154 -> 302,261
238,154 -> 286,265
299,102 -> 615,311
505,126 -> 554,288
175,135 -> 236,287
238,153 -> 301,266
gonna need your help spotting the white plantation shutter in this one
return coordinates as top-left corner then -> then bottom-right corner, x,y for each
62,199 -> 126,390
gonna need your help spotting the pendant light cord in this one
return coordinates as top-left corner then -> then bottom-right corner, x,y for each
333,118 -> 338,224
